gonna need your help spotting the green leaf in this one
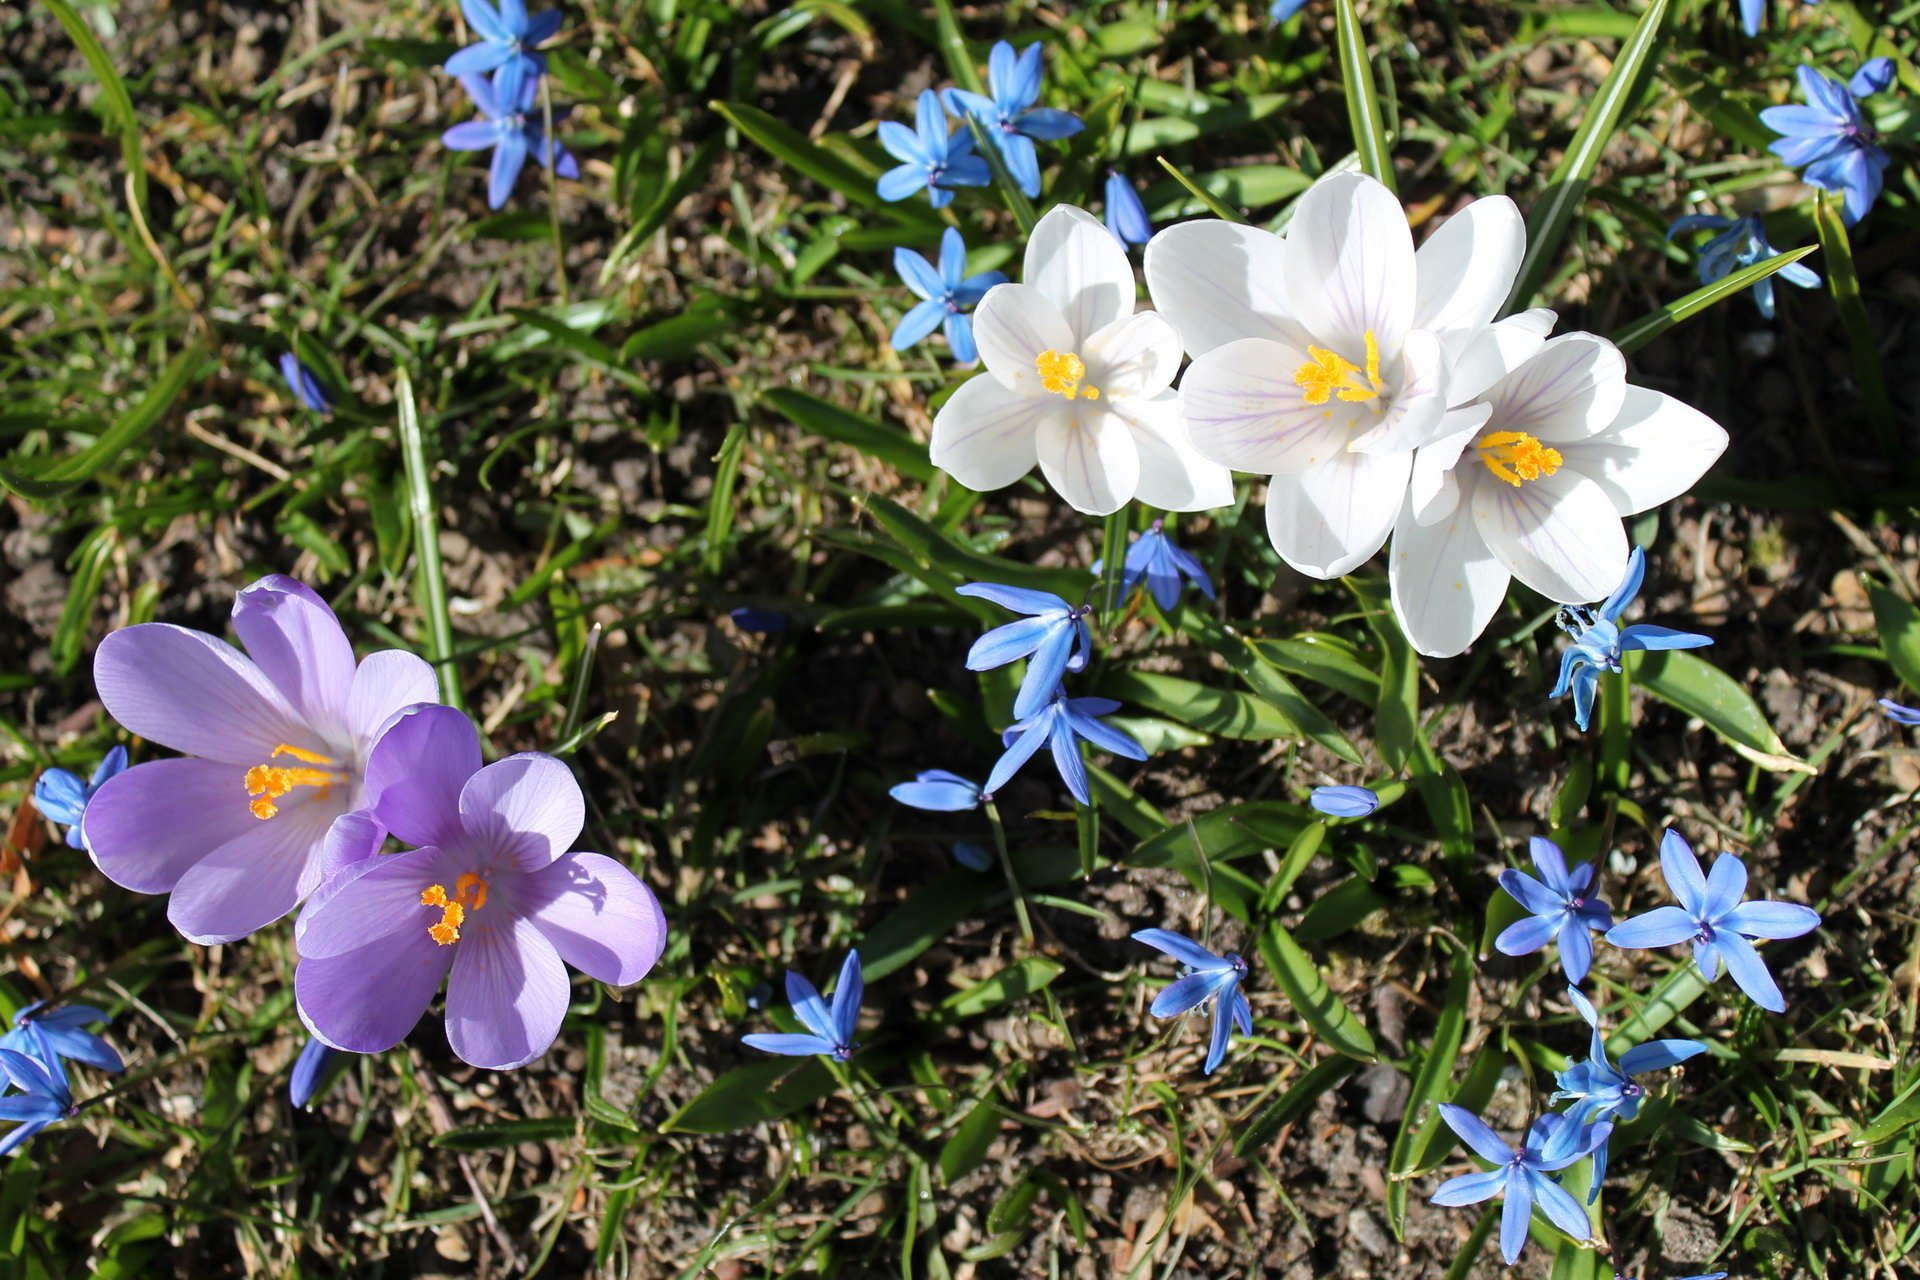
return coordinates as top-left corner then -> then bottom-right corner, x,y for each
0,343 -> 205,499
934,958 -> 1064,1022
601,133 -> 728,284
39,0 -> 147,214
1606,961 -> 1710,1053
1122,95 -> 1291,154
712,100 -> 936,223
1293,875 -> 1389,943
1251,633 -> 1381,705
1813,193 -> 1899,459
1151,155 -> 1248,223
1094,670 -> 1296,740
1611,245 -> 1819,354
1234,1056 -> 1361,1157
1869,582 -> 1920,694
50,528 -> 116,676
864,495 -> 1088,597
1143,164 -> 1311,220
434,1117 -> 579,1150
1259,923 -> 1378,1060
1629,649 -> 1813,774
1386,957 -> 1471,1238
659,1057 -> 837,1134
1182,611 -> 1364,764
1507,0 -> 1672,309
939,1100 -> 1003,1185
762,388 -> 933,483
1332,0 -> 1394,189
1859,1078 -> 1920,1148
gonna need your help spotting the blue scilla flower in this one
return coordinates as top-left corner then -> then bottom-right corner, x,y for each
0,1001 -> 122,1075
1132,929 -> 1252,1075
0,1044 -> 81,1157
1430,1105 -> 1611,1266
1309,785 -> 1378,819
32,746 -> 127,852
742,950 -> 864,1061
1271,0 -> 1311,19
1552,547 -> 1713,731
290,1036 -> 342,1108
958,583 -> 1094,720
277,354 -> 333,416
878,89 -> 990,209
1740,0 -> 1816,37
1605,829 -> 1821,1013
1103,170 -> 1152,247
891,228 -> 1007,365
1113,520 -> 1214,612
940,42 -> 1084,199
1760,61 -> 1895,226
728,607 -> 787,634
442,72 -> 579,210
1554,986 -> 1705,1199
1495,836 -> 1613,984
889,770 -> 984,811
446,0 -> 562,109
1881,698 -> 1920,726
1666,213 -> 1819,320
988,692 -> 1146,806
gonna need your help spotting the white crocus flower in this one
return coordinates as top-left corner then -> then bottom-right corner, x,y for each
929,205 -> 1233,516
1389,332 -> 1729,657
1145,171 -> 1546,577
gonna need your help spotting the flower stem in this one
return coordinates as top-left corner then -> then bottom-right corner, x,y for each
983,800 -> 1035,948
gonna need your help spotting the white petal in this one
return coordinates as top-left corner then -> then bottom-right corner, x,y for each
930,373 -> 1054,491
1142,219 -> 1308,357
1348,329 -> 1450,454
1115,390 -> 1236,512
1083,311 -> 1182,400
1413,195 -> 1526,335
1556,386 -> 1729,516
1471,468 -> 1627,603
1389,499 -> 1510,658
1281,172 -> 1415,363
1177,338 -> 1349,475
973,282 -> 1076,395
1445,308 -> 1557,407
1409,405 -> 1491,524
1037,407 -> 1142,515
1024,204 -> 1137,343
1484,332 -> 1626,444
1263,449 -> 1412,578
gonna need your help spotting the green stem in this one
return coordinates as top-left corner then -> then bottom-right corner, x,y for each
1598,664 -> 1631,796
1097,507 -> 1130,619
395,367 -> 466,713
540,76 -> 570,306
983,800 -> 1035,948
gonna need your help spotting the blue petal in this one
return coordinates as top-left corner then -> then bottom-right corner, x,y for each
1015,108 -> 1085,142
1498,868 -> 1564,918
984,720 -> 1050,795
445,42 -> 512,77
1527,1169 -> 1593,1241
1571,668 -> 1599,731
1598,547 -> 1645,622
31,770 -> 88,826
486,130 -> 530,208
89,746 -> 129,790
1013,622 -> 1078,719
1529,836 -> 1573,894
1722,900 -> 1820,940
1430,1168 -> 1507,1207
1062,704 -> 1147,761
1882,698 -> 1920,726
829,950 -> 863,1047
1557,915 -> 1595,984
1605,906 -> 1699,950
524,8 -> 564,44
943,313 -> 979,365
290,1037 -> 339,1108
1718,931 -> 1785,1010
889,771 -> 981,812
1104,171 -> 1152,246
893,247 -> 945,301
1618,1038 -> 1707,1075
1659,828 -> 1710,916
941,89 -> 998,122
784,971 -> 837,1044
1666,213 -> 1734,239
877,165 -> 930,202
1132,928 -> 1227,971
1309,785 -> 1378,818
955,582 -> 1070,616
1498,1172 -> 1533,1264
966,614 -> 1055,671
1619,624 -> 1713,652
936,226 -> 968,286
998,132 -> 1042,199
741,1033 -> 838,1057
1495,913 -> 1559,958
35,1024 -> 121,1074
1701,849 -> 1749,922
877,121 -> 925,165
942,154 -> 993,188
1202,981 -> 1238,1074
1739,0 -> 1764,36
1048,715 -> 1090,805
1438,1104 -> 1515,1166
914,89 -> 949,157
890,297 -> 948,351
1149,968 -> 1233,1018
1851,57 -> 1896,99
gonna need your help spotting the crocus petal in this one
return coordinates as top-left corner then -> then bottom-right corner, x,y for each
1151,968 -> 1233,1019
1471,467 -> 1627,604
1618,1038 -> 1707,1075
1715,931 -> 1785,1012
1430,1168 -> 1509,1207
1723,899 -> 1820,941
1605,905 -> 1699,950
445,914 -> 571,1069
1116,391 -> 1237,512
1556,386 -> 1728,517
94,624 -> 306,765
1023,204 -> 1137,342
1495,913 -> 1560,957
1143,220 -> 1306,357
1178,337 -> 1349,475
83,758 -> 254,894
1702,850 -> 1749,920
1264,449 -> 1411,579
1036,407 -> 1142,516
1082,311 -> 1181,401
365,704 -> 482,848
1133,928 -> 1228,971
1660,829 -> 1709,915
344,649 -> 441,746
1389,499 -> 1507,657
971,283 -> 1077,396
741,1033 -> 836,1057
1528,1170 -> 1593,1241
167,795 -> 344,943
1498,1172 -> 1533,1264
230,576 -> 357,733
1485,333 -> 1627,445
296,925 -> 452,1054
1412,194 -> 1525,336
458,753 -> 585,870
1345,329 -> 1451,456
523,851 -> 667,986
1282,172 -> 1415,362
930,372 -> 1054,492
1438,1103 -> 1516,1166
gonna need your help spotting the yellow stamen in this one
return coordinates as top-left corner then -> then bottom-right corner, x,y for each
1035,349 -> 1101,401
421,876 -> 490,945
244,743 -> 340,820
1477,430 -> 1564,487
1292,330 -> 1385,406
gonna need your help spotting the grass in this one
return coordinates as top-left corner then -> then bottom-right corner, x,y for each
2,0 -> 1919,1276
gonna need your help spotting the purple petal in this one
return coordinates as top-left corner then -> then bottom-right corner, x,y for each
458,753 -> 585,870
524,852 -> 668,986
1605,906 -> 1699,950
296,927 -> 451,1054
166,794 -> 344,943
230,576 -> 357,732
366,704 -> 481,848
1439,1104 -> 1515,1166
444,915 -> 571,1069
1659,828 -> 1709,914
343,649 -> 440,746
1722,900 -> 1820,941
1715,931 -> 1785,1012
296,844 -> 456,959
85,758 -> 258,894
94,624 -> 305,765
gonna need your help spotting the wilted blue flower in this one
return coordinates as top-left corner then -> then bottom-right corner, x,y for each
1554,986 -> 1705,1198
1430,1105 -> 1612,1265
1761,61 -> 1895,225
1881,698 -> 1920,726
1605,829 -> 1821,1013
1110,520 -> 1214,612
442,72 -> 579,210
0,1044 -> 80,1157
742,950 -> 864,1061
889,770 -> 984,812
1270,0 -> 1310,18
1666,213 -> 1819,319
1552,548 -> 1713,731
878,89 -> 990,209
988,692 -> 1146,805
1309,786 -> 1378,819
1103,170 -> 1152,246
0,1001 -> 122,1076
1495,836 -> 1613,984
1132,928 -> 1251,1075
446,0 -> 562,109
728,607 -> 787,634
277,354 -> 334,415
952,841 -> 993,872
958,583 -> 1093,719
940,42 -> 1084,198
32,746 -> 127,852
891,228 -> 1007,365
290,1036 -> 341,1109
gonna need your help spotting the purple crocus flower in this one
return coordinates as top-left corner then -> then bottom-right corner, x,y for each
1429,1105 -> 1611,1265
293,704 -> 667,1070
742,950 -> 863,1060
1604,829 -> 1820,1013
442,72 -> 579,210
445,0 -> 562,110
1495,836 -> 1613,984
84,575 -> 439,944
0,1001 -> 122,1075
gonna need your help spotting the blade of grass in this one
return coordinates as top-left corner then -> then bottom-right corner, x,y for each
1152,155 -> 1248,223
968,118 -> 1039,234
1811,192 -> 1897,463
929,0 -> 983,95
1611,245 -> 1818,354
396,366 -> 467,714
1333,0 -> 1394,190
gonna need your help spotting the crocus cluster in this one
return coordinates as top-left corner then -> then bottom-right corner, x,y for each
440,0 -> 577,209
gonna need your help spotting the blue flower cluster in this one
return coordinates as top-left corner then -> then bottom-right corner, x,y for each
439,0 -> 577,209
0,1001 -> 122,1156
1761,59 -> 1895,225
